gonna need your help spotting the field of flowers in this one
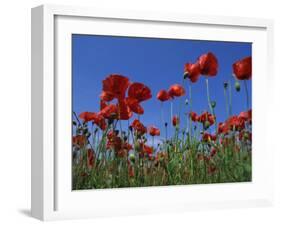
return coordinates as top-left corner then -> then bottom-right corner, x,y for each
72,52 -> 252,190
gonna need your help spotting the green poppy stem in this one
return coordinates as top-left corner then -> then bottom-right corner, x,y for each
189,83 -> 192,140
205,79 -> 218,133
223,85 -> 229,118
170,100 -> 173,131
244,80 -> 250,110
228,78 -> 232,115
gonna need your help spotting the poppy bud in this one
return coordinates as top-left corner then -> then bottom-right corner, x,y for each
72,121 -> 77,126
211,101 -> 216,109
185,99 -> 189,105
94,128 -> 99,133
129,153 -> 135,162
123,135 -> 128,141
165,122 -> 168,127
235,81 -> 241,92
129,126 -> 133,131
223,82 -> 228,89
183,71 -> 189,79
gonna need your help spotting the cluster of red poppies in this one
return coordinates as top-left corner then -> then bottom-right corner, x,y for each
74,51 -> 252,177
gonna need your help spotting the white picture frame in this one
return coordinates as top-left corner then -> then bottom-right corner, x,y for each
31,4 -> 274,221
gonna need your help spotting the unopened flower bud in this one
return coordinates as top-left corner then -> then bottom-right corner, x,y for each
235,81 -> 241,92
129,153 -> 135,162
223,82 -> 228,89
211,101 -> 216,108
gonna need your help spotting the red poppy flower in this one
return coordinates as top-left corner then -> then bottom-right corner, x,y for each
168,84 -> 185,98
157,90 -> 170,102
123,142 -> 133,151
82,112 -> 106,130
100,91 -> 114,102
99,104 -> 118,119
128,82 -> 152,102
131,119 -> 147,135
139,143 -> 153,156
117,99 -> 133,120
72,135 -> 87,147
87,149 -> 95,169
107,136 -> 122,152
218,122 -> 228,134
202,133 -> 217,142
189,111 -> 198,122
172,115 -> 180,127
198,111 -> 215,126
238,109 -> 252,123
107,130 -> 118,141
198,52 -> 218,76
148,126 -> 160,136
102,74 -> 130,100
184,62 -> 201,83
125,97 -> 144,115
233,56 -> 252,80
225,115 -> 245,131
79,112 -> 96,123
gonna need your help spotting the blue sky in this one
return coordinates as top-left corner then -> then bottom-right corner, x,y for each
72,34 -> 251,138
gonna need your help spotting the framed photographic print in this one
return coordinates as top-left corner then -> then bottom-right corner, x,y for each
31,4 -> 274,221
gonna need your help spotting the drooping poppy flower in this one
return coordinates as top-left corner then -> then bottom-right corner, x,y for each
125,97 -> 144,115
128,82 -> 152,102
148,126 -> 160,136
131,119 -> 147,135
72,135 -> 87,148
100,91 -> 114,102
202,132 -> 217,142
117,99 -> 133,120
189,111 -> 198,122
168,84 -> 185,98
87,149 -> 95,169
102,74 -> 130,100
99,104 -> 118,119
198,52 -> 218,76
172,115 -> 180,127
157,90 -> 170,102
184,62 -> 201,83
233,56 -> 252,80
79,111 -> 96,123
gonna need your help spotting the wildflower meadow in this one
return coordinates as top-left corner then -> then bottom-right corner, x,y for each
72,36 -> 252,190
